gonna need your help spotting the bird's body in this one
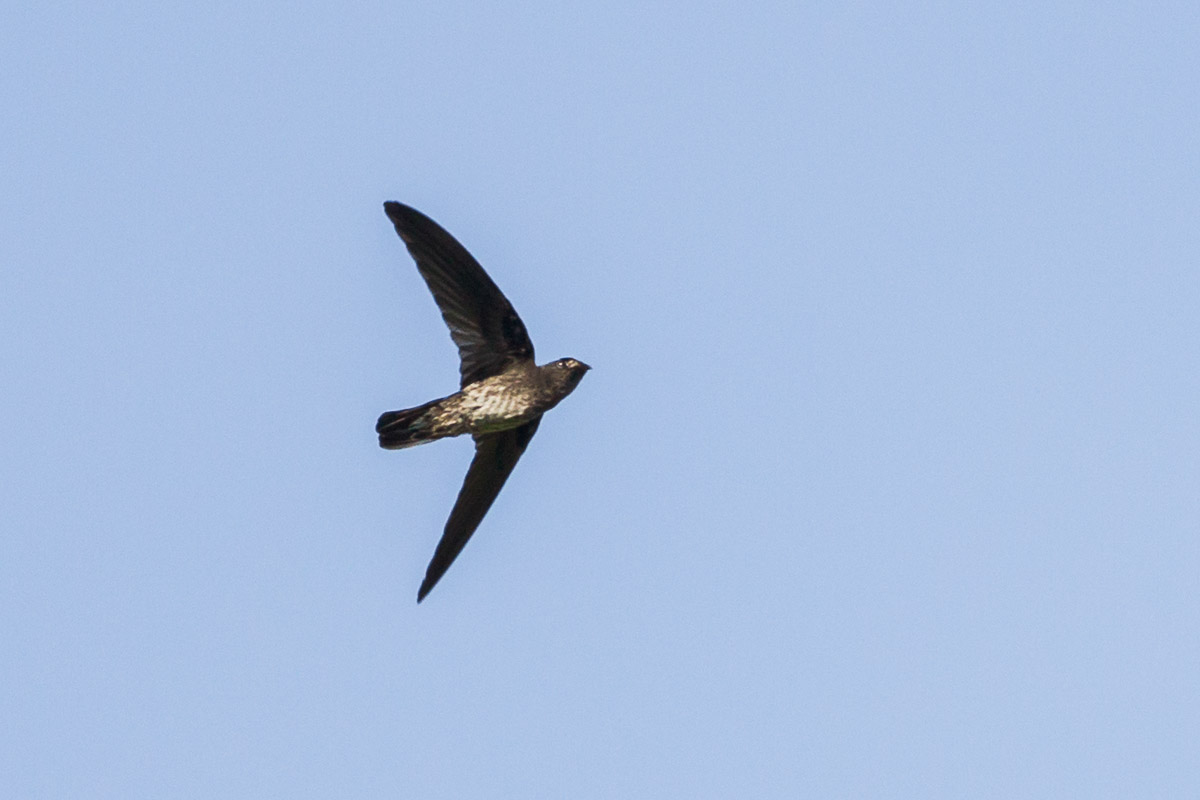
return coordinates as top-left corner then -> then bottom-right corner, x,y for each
376,201 -> 589,602
378,359 -> 586,447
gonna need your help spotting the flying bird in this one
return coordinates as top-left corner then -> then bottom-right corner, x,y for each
377,202 -> 590,602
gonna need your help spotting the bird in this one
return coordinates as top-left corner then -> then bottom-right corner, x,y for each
377,201 -> 590,602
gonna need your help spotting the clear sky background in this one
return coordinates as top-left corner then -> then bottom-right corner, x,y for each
3,2 -> 1198,797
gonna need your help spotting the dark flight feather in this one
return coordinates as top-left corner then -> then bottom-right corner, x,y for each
383,202 -> 535,387
417,417 -> 542,602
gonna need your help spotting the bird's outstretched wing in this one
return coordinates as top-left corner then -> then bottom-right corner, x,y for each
384,202 -> 535,388
417,417 -> 541,602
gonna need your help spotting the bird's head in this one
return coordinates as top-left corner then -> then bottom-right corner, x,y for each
546,357 -> 591,395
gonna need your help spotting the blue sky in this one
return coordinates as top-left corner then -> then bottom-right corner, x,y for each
3,2 -> 1198,796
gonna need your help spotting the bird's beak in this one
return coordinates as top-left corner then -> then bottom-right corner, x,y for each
579,361 -> 592,371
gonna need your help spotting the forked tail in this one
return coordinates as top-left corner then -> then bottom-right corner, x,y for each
376,398 -> 443,450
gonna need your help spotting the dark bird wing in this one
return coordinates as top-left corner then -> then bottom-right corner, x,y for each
417,418 -> 541,602
384,201 -> 535,388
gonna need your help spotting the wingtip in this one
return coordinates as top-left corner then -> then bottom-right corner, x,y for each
383,200 -> 414,223
417,567 -> 445,603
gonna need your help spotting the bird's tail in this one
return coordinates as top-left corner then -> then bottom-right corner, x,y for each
376,398 -> 445,450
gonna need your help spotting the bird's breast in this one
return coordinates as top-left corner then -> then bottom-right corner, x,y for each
459,376 -> 542,433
